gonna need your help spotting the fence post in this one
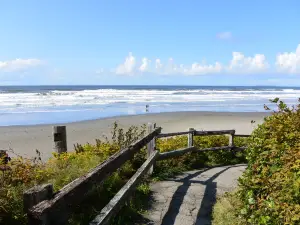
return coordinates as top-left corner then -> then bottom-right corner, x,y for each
229,130 -> 235,150
153,123 -> 157,151
147,123 -> 156,175
24,184 -> 53,225
53,126 -> 67,154
188,128 -> 194,147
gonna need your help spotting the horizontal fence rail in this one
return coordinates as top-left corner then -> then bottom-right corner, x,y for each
157,130 -> 193,138
194,129 -> 235,136
234,134 -> 251,137
24,123 -> 250,225
90,150 -> 159,225
28,127 -> 161,225
157,146 -> 233,161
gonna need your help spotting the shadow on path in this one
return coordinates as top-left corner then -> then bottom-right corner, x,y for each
160,164 -> 244,225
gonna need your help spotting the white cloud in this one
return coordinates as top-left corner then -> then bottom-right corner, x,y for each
139,57 -> 150,72
157,58 -> 222,75
115,52 -> 136,75
165,58 -> 177,74
0,58 -> 43,72
114,51 -> 270,76
184,62 -> 223,75
155,59 -> 163,69
276,44 -> 300,74
110,46 -> 299,76
95,68 -> 104,74
227,52 -> 269,73
216,31 -> 232,40
166,53 -> 269,75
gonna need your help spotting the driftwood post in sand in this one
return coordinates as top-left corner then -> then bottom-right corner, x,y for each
53,126 -> 67,154
188,128 -> 194,147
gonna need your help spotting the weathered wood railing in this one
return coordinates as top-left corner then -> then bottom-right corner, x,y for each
24,124 -> 250,225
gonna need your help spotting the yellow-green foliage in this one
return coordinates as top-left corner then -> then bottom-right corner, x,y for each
0,121 -> 248,225
212,191 -> 246,225
238,99 -> 300,225
155,135 -> 248,179
0,122 -> 148,225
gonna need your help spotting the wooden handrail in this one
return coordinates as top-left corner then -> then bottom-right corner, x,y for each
157,146 -> 233,160
234,134 -> 251,137
195,129 -> 235,136
157,130 -> 250,138
157,130 -> 193,138
25,125 -> 250,225
28,127 -> 161,225
90,150 -> 159,225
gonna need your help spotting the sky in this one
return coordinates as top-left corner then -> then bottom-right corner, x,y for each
0,0 -> 300,86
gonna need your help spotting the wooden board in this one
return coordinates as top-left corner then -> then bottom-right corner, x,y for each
90,151 -> 159,225
158,146 -> 233,160
195,130 -> 235,136
28,127 -> 162,225
157,131 -> 193,138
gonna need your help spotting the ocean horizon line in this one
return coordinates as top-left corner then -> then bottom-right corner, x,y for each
0,85 -> 298,126
1,84 -> 300,88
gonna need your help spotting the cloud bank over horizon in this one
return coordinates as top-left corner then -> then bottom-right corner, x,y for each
0,59 -> 43,72
113,44 -> 299,76
0,44 -> 300,86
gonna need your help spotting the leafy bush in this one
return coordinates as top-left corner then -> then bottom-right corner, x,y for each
238,99 -> 300,225
212,191 -> 246,225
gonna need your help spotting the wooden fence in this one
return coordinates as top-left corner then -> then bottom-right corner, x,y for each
24,124 -> 250,225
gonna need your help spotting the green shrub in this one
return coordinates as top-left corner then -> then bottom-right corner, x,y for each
238,99 -> 300,225
212,191 -> 246,225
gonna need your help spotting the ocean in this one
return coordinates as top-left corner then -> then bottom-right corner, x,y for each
0,85 -> 299,126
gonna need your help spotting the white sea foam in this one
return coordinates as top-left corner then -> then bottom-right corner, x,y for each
0,88 -> 299,113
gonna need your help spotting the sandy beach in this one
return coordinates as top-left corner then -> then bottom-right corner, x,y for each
0,111 -> 268,160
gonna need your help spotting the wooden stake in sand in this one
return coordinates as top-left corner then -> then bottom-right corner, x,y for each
53,126 -> 67,154
188,128 -> 195,147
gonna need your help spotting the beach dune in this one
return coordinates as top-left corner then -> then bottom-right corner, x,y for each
0,111 -> 268,160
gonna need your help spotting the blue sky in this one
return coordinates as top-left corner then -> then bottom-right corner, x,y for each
0,0 -> 300,86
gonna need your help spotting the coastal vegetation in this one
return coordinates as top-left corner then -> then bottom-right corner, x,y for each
0,122 -> 248,224
213,99 -> 300,225
2,98 -> 298,225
